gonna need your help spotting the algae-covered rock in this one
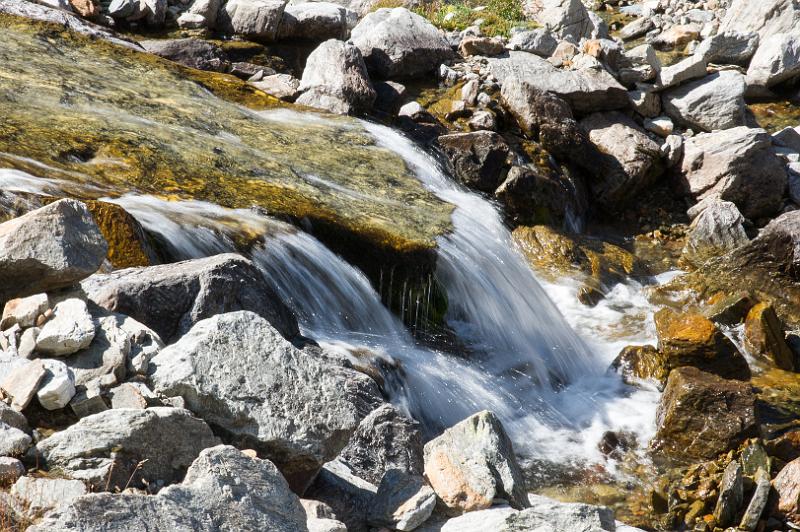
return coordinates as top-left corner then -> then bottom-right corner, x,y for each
744,302 -> 794,371
0,16 -> 452,283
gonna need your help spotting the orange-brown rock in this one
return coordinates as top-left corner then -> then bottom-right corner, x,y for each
611,345 -> 669,388
68,0 -> 97,17
744,302 -> 795,371
84,201 -> 153,269
774,457 -> 800,520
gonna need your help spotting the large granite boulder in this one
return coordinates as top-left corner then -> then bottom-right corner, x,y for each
149,311 -> 382,491
522,0 -> 595,41
81,253 -> 298,343
746,33 -> 800,92
217,0 -> 286,41
35,407 -> 219,491
350,8 -> 453,79
30,446 -> 309,532
0,199 -> 107,302
695,31 -> 759,65
719,0 -> 800,40
296,39 -> 375,115
678,127 -> 787,220
423,411 -> 528,515
278,2 -> 354,40
662,71 -> 748,132
651,367 -> 757,461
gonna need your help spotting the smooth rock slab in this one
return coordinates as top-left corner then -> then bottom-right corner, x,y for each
0,199 -> 107,302
35,298 -> 95,357
1,359 -> 46,411
29,445 -> 308,532
746,33 -> 800,90
278,2 -> 353,40
35,407 -> 219,491
149,311 -> 382,492
662,71 -> 748,132
507,28 -> 557,57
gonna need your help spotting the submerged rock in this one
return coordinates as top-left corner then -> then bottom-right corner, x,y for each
423,410 -> 528,514
611,345 -> 669,389
149,311 -> 382,492
30,445 -> 308,532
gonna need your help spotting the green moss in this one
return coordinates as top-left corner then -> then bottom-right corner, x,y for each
414,0 -> 535,37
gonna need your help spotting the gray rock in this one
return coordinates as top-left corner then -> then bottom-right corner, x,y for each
108,382 -> 159,409
350,8 -> 453,79
662,134 -> 684,168
81,253 -> 298,343
683,199 -> 749,266
65,314 -> 129,390
337,403 -> 424,486
507,495 -> 615,531
507,28 -> 558,57
107,0 -> 136,18
251,73 -> 302,100
662,71 -> 748,132
499,76 -> 573,137
10,477 -> 87,518
746,33 -> 800,90
1,359 -> 46,411
296,39 -> 375,115
374,80 -> 407,114
626,44 -> 661,73
719,0 -> 800,41
0,457 -> 23,485
580,111 -> 663,208
180,0 -> 221,28
0,423 -> 30,457
368,470 -> 436,531
424,410 -> 528,514
68,384 -> 108,419
643,116 -> 673,137
713,460 -> 744,527
629,85 -> 661,117
35,407 -> 219,491
489,52 -> 629,114
278,2 -> 353,41
524,0 -> 594,41
218,0 -> 286,41
0,200 -> 107,303
695,31 -> 759,65
619,17 -> 653,41
302,499 -> 348,532
437,131 -> 513,193
37,359 -> 76,411
739,468 -> 770,531
141,39 -> 229,72
0,402 -> 28,433
305,460 -> 378,532
656,54 -> 707,89
774,126 -> 800,153
18,327 -> 37,359
149,311 -> 382,492
30,446 -> 308,532
178,11 -> 209,29
35,298 -> 95,357
679,127 -> 787,219
1,293 -> 48,330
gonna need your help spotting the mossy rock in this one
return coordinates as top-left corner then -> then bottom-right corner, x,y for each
0,15 -> 454,291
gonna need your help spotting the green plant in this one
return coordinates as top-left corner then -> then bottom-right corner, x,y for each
413,0 -> 534,37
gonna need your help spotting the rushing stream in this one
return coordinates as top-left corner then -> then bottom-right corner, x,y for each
0,109 -> 664,473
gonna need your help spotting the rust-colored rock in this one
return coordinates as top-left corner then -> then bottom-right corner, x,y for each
84,201 -> 153,269
744,302 -> 795,371
68,0 -> 97,17
774,456 -> 800,520
611,345 -> 669,388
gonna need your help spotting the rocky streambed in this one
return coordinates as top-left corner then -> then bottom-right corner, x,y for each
1,0 -> 800,530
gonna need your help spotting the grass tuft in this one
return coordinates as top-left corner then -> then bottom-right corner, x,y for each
411,0 -> 535,37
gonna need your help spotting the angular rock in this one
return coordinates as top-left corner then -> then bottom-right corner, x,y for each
1,359 -> 46,411
416,505 -> 518,531
524,0 -> 593,41
744,302 -> 794,370
140,39 -> 229,72
37,359 -> 76,411
296,39 -> 375,115
337,403 -> 424,485
746,33 -> 800,91
35,407 -> 219,491
0,456 -> 23,485
719,0 -> 800,41
149,311 -> 382,492
368,470 -> 436,531
0,199 -> 107,302
494,165 -> 584,227
490,52 -> 629,113
0,423 -> 31,457
35,298 -> 95,357
278,2 -> 353,41
656,54 -> 707,89
740,468 -> 770,531
580,111 -> 663,208
423,410 -> 528,514
305,460 -> 378,532
651,367 -> 757,461
351,8 -> 453,79
218,0 -> 286,41
81,253 -> 298,343
251,73 -> 302,100
180,0 -> 221,28
509,495 -> 615,531
437,131 -> 513,193
611,345 -> 668,389
682,199 -> 749,266
500,78 -> 573,137
507,28 -> 557,57
651,24 -> 700,51
29,446 -> 308,532
695,31 -> 759,65
1,293 -> 48,330
629,86 -> 661,118
662,71 -> 748,132
619,17 -> 653,41
679,127 -> 787,220
643,116 -> 673,137
713,460 -> 743,528
774,456 -> 800,520
459,36 -> 504,57
775,126 -> 800,153
10,477 -> 87,518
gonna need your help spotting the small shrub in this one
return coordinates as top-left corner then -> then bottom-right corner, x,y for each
413,0 -> 534,37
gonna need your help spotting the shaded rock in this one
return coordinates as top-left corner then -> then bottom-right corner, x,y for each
656,55 -> 707,90
68,385 -> 108,419
337,403 -> 424,486
437,131 -> 513,193
81,253 -> 298,343
679,127 -> 787,220
490,52 -> 629,113
35,298 -> 95,357
775,126 -> 800,153
278,2 -> 353,41
0,423 -> 31,457
37,359 -> 76,411
662,71 -> 748,132
1,359 -> 46,411
629,86 -> 661,118
35,407 -> 219,491
1,293 -> 48,330
494,165 -> 584,227
713,460 -> 743,528
0,199 -> 106,302
654,308 -> 750,380
218,0 -> 286,41
374,80 -> 406,114
296,39 -> 375,115
0,457 -> 23,485
682,199 -> 749,266
499,78 -> 573,137
611,345 -> 668,389
739,468 -> 770,531
744,302 -> 794,370
368,470 -> 436,531
140,38 -> 228,72
695,31 -> 759,65
10,477 -> 87,519
524,0 -> 594,41
29,445 -> 308,532
251,73 -> 301,100
507,28 -> 557,57
423,410 -> 528,514
305,460 -> 378,532
351,8 -> 453,79
149,311 -> 382,492
579,111 -> 663,208
651,367 -> 757,461
746,33 -> 800,91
